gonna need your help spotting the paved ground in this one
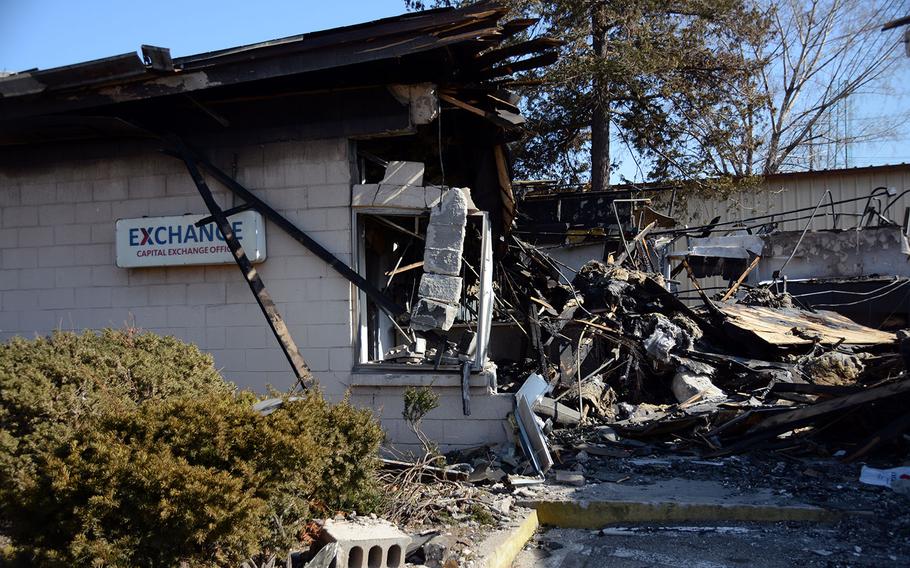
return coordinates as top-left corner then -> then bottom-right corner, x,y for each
513,522 -> 905,568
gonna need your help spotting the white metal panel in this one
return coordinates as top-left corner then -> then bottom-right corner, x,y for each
115,211 -> 266,268
473,212 -> 494,370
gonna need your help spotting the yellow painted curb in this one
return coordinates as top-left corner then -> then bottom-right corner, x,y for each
479,509 -> 539,568
532,500 -> 841,528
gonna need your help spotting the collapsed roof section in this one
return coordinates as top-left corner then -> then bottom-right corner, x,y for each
0,1 -> 554,138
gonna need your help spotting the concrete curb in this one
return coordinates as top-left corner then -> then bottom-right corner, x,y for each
523,499 -> 841,528
474,497 -> 839,568
477,509 -> 539,568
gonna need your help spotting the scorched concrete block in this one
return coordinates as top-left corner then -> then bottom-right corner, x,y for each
410,297 -> 458,331
417,273 -> 463,304
320,518 -> 410,568
423,247 -> 462,276
430,188 -> 468,226
425,222 -> 466,251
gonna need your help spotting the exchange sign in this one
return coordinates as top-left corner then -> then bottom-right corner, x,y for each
115,212 -> 267,268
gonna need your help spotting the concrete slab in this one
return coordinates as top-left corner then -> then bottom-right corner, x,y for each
515,477 -> 840,527
417,273 -> 463,304
410,297 -> 458,331
380,161 -> 424,186
423,247 -> 462,276
426,222 -> 466,250
430,188 -> 468,226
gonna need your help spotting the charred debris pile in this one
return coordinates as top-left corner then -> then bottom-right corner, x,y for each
493,235 -> 907,474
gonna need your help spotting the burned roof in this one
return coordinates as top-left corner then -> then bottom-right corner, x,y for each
0,0 -> 556,141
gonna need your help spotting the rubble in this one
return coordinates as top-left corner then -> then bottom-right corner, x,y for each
554,470 -> 585,486
798,350 -> 865,386
670,360 -> 724,403
740,286 -> 795,308
319,518 -> 410,568
490,224 -> 908,471
343,185 -> 910,567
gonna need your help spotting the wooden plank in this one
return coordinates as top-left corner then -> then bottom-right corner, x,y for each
476,51 -> 559,79
534,397 -> 582,425
473,37 -> 562,67
721,255 -> 761,301
559,333 -> 594,384
439,93 -> 488,118
530,295 -> 557,315
614,221 -> 655,266
719,304 -> 896,346
528,298 -> 548,374
385,260 -> 424,277
682,259 -> 721,315
493,144 -> 516,226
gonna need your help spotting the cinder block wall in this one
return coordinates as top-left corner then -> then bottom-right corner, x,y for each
0,138 -> 355,398
0,137 -> 513,451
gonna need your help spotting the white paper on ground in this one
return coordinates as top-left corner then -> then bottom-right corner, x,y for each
859,465 -> 910,488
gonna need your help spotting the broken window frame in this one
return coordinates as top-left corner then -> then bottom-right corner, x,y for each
351,206 -> 493,371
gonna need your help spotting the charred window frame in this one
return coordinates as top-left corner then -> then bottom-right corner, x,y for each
352,208 -> 492,369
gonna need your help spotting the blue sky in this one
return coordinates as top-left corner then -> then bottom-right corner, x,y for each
0,0 -> 408,72
2,0 -> 908,181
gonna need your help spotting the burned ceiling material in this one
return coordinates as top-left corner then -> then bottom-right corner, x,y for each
0,0 -> 545,252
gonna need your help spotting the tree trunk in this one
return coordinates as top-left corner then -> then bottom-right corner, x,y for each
590,3 -> 610,192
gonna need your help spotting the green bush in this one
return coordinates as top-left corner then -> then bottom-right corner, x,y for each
0,330 -> 383,567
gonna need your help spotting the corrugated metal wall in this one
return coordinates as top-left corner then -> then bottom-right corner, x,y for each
682,165 -> 910,232
668,165 -> 910,302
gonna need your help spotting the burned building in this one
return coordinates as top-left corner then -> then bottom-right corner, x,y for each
0,2 -> 557,449
513,165 -> 910,328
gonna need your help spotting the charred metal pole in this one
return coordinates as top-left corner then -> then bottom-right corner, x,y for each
176,148 -> 316,390
175,148 -> 407,319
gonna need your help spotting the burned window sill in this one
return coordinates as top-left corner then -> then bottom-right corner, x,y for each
350,365 -> 493,389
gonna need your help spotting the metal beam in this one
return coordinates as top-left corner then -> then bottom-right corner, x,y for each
175,146 -> 315,389
169,146 -> 407,319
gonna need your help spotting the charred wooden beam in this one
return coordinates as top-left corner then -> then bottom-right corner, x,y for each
461,360 -> 472,416
500,18 -> 537,38
720,378 -> 910,453
474,51 -> 559,80
528,298 -> 548,373
195,202 -> 254,227
473,37 -> 562,68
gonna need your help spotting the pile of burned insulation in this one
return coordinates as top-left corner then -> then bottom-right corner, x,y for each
498,239 -> 907,469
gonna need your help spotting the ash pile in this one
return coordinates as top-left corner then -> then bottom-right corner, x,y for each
498,238 -> 908,475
